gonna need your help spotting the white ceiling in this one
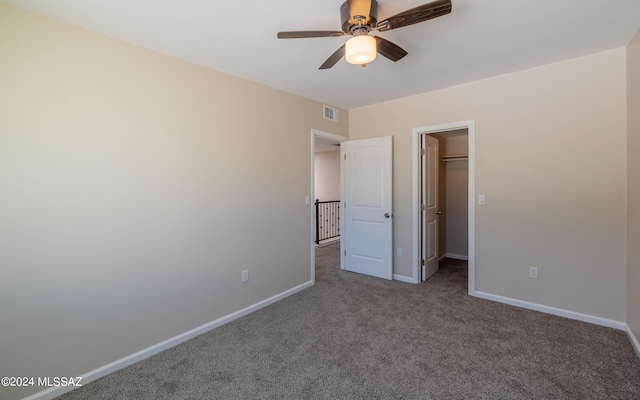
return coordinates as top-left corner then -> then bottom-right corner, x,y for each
3,0 -> 640,110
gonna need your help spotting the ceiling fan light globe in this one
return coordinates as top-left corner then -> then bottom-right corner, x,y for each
345,35 -> 377,65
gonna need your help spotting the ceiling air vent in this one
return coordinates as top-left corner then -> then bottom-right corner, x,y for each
323,105 -> 339,122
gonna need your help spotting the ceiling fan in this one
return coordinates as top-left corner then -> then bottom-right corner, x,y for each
277,0 -> 452,69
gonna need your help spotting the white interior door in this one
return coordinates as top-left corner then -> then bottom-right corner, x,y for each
422,135 -> 439,280
341,136 -> 393,280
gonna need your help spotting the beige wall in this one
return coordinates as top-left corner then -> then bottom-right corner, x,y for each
350,49 -> 627,322
628,27 -> 640,349
314,151 -> 341,201
0,5 -> 348,399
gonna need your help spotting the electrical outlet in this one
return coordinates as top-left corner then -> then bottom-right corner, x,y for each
242,269 -> 249,283
529,266 -> 538,279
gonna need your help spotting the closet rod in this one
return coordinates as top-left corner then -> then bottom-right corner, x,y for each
441,154 -> 468,162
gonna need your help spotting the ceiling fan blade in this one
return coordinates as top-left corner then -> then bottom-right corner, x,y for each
347,0 -> 371,20
374,36 -> 408,62
319,45 -> 346,70
378,0 -> 451,31
277,31 -> 345,39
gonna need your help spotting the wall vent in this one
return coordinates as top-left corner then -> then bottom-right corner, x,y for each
323,105 -> 339,122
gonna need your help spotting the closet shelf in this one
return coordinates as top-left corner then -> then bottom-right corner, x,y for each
441,154 -> 468,162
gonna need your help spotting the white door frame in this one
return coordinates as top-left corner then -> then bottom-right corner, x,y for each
310,129 -> 348,284
412,121 -> 476,295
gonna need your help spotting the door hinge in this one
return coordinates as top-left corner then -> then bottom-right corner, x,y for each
421,259 -> 425,266
344,155 -> 346,160
421,149 -> 426,156
421,204 -> 426,211
344,250 -> 346,256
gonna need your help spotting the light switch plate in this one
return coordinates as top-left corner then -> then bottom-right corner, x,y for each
478,194 -> 486,205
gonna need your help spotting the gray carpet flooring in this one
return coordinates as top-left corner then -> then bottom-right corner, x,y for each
58,243 -> 640,399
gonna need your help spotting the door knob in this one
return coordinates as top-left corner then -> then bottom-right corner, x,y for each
436,210 -> 443,215
384,213 -> 391,218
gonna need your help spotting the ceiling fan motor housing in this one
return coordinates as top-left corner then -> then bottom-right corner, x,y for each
340,0 -> 378,33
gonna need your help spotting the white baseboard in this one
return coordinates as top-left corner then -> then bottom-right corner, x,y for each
627,325 -> 640,359
316,237 -> 340,247
473,291 -> 626,331
24,280 -> 314,400
445,253 -> 469,260
393,274 -> 417,284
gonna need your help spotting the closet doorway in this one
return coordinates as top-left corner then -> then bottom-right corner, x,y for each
412,121 -> 476,293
